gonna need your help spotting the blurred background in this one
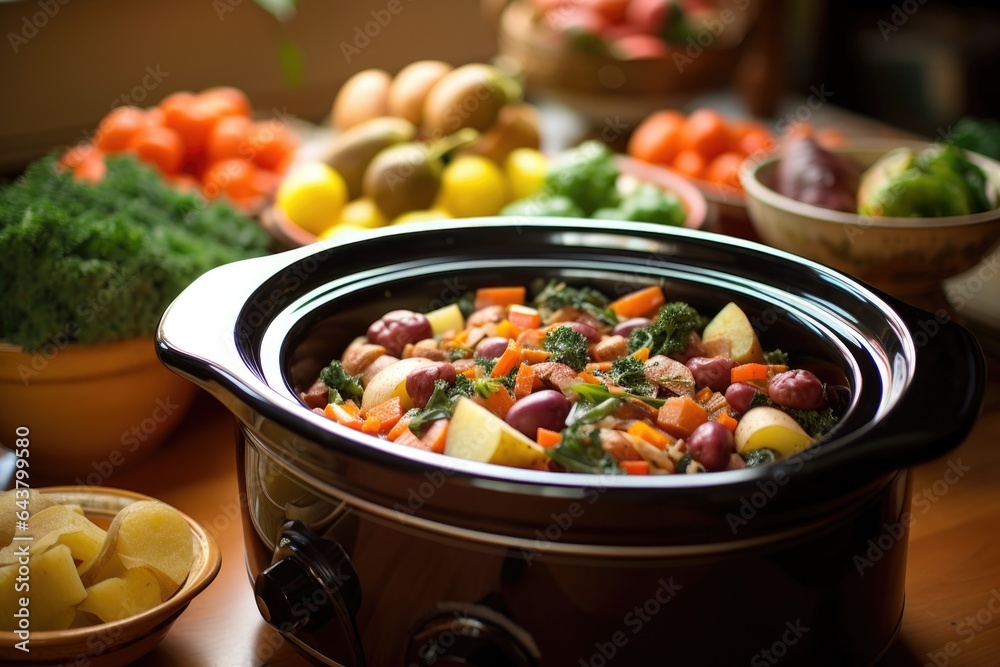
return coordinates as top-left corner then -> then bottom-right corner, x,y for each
1,0 -> 998,174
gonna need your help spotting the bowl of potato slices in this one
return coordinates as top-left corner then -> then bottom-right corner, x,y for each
0,487 -> 221,666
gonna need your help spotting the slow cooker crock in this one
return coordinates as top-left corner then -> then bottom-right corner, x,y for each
157,219 -> 984,667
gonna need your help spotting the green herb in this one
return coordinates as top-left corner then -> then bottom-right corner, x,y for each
408,380 -> 459,436
0,154 -> 269,351
500,195 -> 585,218
674,453 -> 693,473
318,360 -> 364,406
570,381 -> 665,408
547,421 -> 622,475
743,448 -> 778,467
626,302 -> 707,358
608,355 -> 656,396
747,392 -> 838,438
532,279 -> 618,327
542,326 -> 591,372
542,140 -> 620,215
763,349 -> 789,365
449,345 -> 474,361
592,183 -> 686,227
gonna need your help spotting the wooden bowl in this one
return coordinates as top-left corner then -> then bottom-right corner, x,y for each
0,486 -> 221,666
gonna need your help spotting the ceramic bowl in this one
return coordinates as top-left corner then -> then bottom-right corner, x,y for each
739,139 -> 1000,297
0,486 -> 221,666
0,338 -> 199,479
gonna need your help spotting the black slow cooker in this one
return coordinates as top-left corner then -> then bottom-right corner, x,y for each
156,220 -> 985,666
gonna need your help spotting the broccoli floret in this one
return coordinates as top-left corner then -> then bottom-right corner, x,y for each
747,392 -> 838,439
743,448 -> 778,467
531,279 -> 618,327
626,302 -> 706,358
542,326 -> 590,371
542,141 -> 620,215
318,360 -> 364,406
592,183 -> 686,226
608,355 -> 656,396
763,349 -> 789,365
500,195 -> 585,218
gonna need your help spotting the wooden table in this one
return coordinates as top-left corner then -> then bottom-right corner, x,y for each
38,352 -> 994,666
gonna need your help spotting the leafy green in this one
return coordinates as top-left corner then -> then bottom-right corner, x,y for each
743,448 -> 777,467
531,279 -> 618,327
674,453 -> 693,474
570,381 -> 665,408
748,392 -> 838,439
472,358 -> 518,394
949,117 -> 1000,161
408,380 -> 458,436
500,195 -> 585,218
592,183 -> 686,226
547,396 -> 623,474
542,326 -> 590,372
542,140 -> 620,215
318,360 -> 364,406
608,355 -> 656,396
626,302 -> 706,358
763,349 -> 789,365
0,154 -> 269,350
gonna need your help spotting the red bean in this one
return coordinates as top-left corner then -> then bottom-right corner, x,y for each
367,310 -> 432,356
685,356 -> 735,392
725,382 -> 758,414
474,336 -> 510,360
612,317 -> 652,338
768,369 -> 825,411
404,362 -> 456,409
504,390 -> 571,438
686,421 -> 734,472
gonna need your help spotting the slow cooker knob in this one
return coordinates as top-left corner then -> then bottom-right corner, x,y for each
255,557 -> 319,632
407,612 -> 539,667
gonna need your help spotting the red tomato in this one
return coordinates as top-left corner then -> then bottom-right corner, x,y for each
206,115 -> 254,166
246,121 -> 298,171
628,110 -> 685,165
704,152 -> 745,189
126,125 -> 184,175
95,106 -> 150,153
202,158 -> 258,200
200,86 -> 252,118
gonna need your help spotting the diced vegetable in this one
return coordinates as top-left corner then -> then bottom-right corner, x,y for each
656,396 -> 708,438
608,285 -> 666,320
474,286 -> 526,310
701,302 -> 764,364
733,406 -> 815,456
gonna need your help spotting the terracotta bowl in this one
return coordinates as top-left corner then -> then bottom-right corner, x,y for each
0,486 -> 221,666
739,139 -> 1000,297
0,338 -> 199,479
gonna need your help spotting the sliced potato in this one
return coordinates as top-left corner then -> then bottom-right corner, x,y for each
425,303 -> 465,336
445,397 -> 549,469
29,544 -> 88,631
702,302 -> 765,364
0,503 -> 107,566
361,356 -> 433,412
0,489 -> 57,546
734,406 -> 815,456
78,566 -> 161,623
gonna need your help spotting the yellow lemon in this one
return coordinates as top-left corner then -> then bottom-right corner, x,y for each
504,148 -> 548,201
276,163 -> 348,235
436,155 -> 508,217
338,197 -> 388,229
391,208 -> 452,225
319,224 -> 370,241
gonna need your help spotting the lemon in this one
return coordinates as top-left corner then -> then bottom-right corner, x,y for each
436,155 -> 508,218
338,198 -> 387,229
276,163 -> 348,235
391,208 -> 452,225
319,224 -> 369,241
505,148 -> 548,201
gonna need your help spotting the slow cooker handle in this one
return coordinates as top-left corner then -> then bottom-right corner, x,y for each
811,303 -> 985,480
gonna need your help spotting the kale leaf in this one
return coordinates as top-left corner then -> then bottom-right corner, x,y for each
318,360 -> 364,406
626,302 -> 706,358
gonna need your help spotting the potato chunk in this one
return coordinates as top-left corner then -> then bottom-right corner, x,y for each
78,567 -> 161,623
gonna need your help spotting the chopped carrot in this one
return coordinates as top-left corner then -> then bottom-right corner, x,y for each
474,385 -> 515,418
364,396 -> 403,434
507,304 -> 542,330
695,386 -> 713,403
627,421 -> 671,449
731,363 -> 769,384
584,361 -> 613,373
631,347 -> 650,362
491,340 -> 522,378
387,415 -> 413,441
577,371 -> 602,385
608,285 -> 666,320
324,401 -> 363,430
514,363 -> 535,400
536,427 -> 562,448
656,396 -> 708,438
521,348 -> 552,364
394,428 -> 424,449
495,319 -> 522,340
474,286 -> 526,310
621,460 -> 650,475
716,412 -> 738,433
361,415 -> 381,435
461,366 -> 479,380
418,418 -> 449,454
